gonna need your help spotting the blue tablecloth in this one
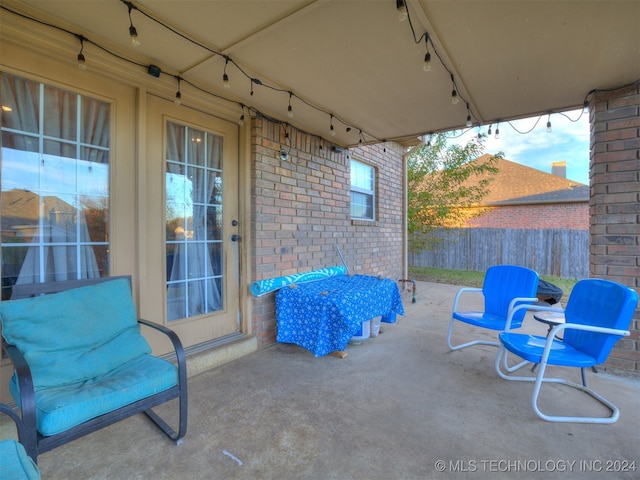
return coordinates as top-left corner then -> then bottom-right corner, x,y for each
275,275 -> 405,357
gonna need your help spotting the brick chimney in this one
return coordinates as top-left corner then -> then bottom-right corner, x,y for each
551,161 -> 566,178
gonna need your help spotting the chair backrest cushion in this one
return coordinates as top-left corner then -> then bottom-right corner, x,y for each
564,278 -> 639,363
483,265 -> 539,328
0,278 -> 151,390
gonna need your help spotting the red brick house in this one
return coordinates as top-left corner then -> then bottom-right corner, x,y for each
460,156 -> 589,230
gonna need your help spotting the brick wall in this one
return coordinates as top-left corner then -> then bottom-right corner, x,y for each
250,118 -> 405,348
462,203 -> 589,230
591,83 -> 640,377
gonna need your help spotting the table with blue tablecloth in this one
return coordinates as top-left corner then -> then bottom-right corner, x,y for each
275,274 -> 405,357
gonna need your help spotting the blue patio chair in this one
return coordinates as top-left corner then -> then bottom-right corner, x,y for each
495,278 -> 638,423
446,265 -> 539,353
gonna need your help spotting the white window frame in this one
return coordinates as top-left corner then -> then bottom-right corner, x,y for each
350,159 -> 376,221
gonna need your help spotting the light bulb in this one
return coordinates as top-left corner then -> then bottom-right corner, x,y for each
223,73 -> 230,89
487,125 -> 492,135
129,26 -> 140,47
397,0 -> 408,21
77,53 -> 87,70
451,90 -> 459,105
287,105 -> 294,118
495,127 -> 500,139
466,115 -> 472,127
423,52 -> 432,72
174,91 -> 181,106
330,125 -> 336,136
238,114 -> 245,126
546,120 -> 552,132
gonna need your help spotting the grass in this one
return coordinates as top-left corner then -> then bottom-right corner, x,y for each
408,266 -> 577,303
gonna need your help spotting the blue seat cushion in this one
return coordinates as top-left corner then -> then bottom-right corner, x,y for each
499,332 -> 597,368
0,278 -> 151,389
0,439 -> 40,479
10,355 -> 178,437
453,311 -> 508,331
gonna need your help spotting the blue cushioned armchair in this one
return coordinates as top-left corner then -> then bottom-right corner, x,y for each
0,276 -> 187,462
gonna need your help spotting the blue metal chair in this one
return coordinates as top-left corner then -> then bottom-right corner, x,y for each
495,278 -> 638,423
447,265 -> 539,352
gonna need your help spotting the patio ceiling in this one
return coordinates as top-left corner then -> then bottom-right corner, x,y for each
3,0 -> 639,147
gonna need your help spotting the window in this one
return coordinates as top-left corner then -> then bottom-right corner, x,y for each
165,122 -> 223,321
0,73 -> 110,299
350,159 -> 375,220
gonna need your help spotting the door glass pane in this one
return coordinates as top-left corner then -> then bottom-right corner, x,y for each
0,73 -> 110,300
166,122 -> 223,321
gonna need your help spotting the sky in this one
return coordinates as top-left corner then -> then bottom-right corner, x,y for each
446,108 -> 590,185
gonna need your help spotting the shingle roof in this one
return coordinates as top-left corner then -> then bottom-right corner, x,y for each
469,154 -> 588,205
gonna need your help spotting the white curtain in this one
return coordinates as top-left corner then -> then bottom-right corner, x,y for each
166,124 -> 222,320
1,73 -> 103,285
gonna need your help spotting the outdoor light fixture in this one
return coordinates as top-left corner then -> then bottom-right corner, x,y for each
450,74 -> 459,104
423,35 -> 432,72
495,122 -> 500,139
465,104 -> 472,127
223,57 -> 230,89
125,1 -> 140,47
238,105 -> 245,126
423,52 -> 432,72
330,115 -> 336,136
397,0 -> 408,21
174,78 -> 182,105
546,114 -> 552,132
287,92 -> 294,118
76,36 -> 86,70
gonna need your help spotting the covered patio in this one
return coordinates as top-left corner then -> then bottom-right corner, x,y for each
6,282 -> 638,480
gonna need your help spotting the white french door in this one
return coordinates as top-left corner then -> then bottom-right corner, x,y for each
143,94 -> 240,348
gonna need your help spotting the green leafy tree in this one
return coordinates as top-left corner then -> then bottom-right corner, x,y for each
407,132 -> 501,252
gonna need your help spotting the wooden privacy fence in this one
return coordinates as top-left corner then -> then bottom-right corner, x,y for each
409,228 -> 589,279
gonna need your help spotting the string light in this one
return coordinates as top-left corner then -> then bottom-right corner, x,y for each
422,34 -> 432,72
76,35 -> 87,70
0,2 -> 376,146
287,92 -> 294,118
546,114 -> 552,132
495,122 -> 500,139
450,74 -> 459,105
238,104 -> 245,126
487,124 -> 492,136
465,103 -> 472,127
397,0 -> 408,21
174,77 -> 182,105
124,1 -> 140,47
223,56 -> 230,89
330,115 -> 336,136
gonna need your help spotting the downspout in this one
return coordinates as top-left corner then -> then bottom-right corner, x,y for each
401,135 -> 427,283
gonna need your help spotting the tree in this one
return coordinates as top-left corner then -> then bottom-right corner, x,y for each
407,132 -> 501,252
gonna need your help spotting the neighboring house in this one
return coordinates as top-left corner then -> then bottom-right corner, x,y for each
458,155 -> 589,230
409,156 -> 590,279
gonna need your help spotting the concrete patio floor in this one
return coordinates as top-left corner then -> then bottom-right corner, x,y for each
4,281 -> 640,479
